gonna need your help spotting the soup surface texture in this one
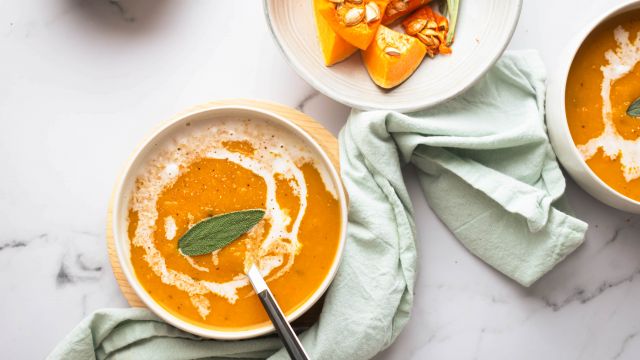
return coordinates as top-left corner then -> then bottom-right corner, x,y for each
127,118 -> 341,330
566,10 -> 640,201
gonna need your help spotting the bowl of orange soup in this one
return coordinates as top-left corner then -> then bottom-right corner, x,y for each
547,0 -> 640,214
111,102 -> 348,339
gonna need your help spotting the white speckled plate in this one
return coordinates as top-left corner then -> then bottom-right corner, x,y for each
264,0 -> 522,112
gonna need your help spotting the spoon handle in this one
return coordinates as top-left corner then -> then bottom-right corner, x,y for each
247,265 -> 310,360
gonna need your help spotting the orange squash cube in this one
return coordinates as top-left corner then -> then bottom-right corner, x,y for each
313,0 -> 358,66
362,25 -> 427,88
317,0 -> 390,50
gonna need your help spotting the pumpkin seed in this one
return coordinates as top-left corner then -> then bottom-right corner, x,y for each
365,2 -> 380,23
417,32 -> 439,47
384,46 -> 402,56
344,7 -> 365,26
406,18 -> 427,35
393,1 -> 408,11
438,19 -> 448,31
422,28 -> 440,37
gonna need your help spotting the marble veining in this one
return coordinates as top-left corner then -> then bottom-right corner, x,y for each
614,332 -> 640,360
106,0 -> 135,22
542,267 -> 640,312
295,91 -> 322,112
56,252 -> 104,287
0,240 -> 30,251
1,0 -> 640,359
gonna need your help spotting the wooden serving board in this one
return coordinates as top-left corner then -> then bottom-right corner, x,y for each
106,99 -> 340,325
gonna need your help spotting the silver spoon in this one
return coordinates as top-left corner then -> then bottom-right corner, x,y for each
247,264 -> 310,360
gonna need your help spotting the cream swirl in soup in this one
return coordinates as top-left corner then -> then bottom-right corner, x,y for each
127,118 -> 341,329
577,25 -> 640,182
566,10 -> 640,202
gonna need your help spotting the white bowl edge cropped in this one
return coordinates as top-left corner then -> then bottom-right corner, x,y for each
112,104 -> 349,339
263,0 -> 522,112
546,0 -> 640,214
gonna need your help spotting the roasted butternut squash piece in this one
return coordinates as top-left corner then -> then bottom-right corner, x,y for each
402,6 -> 451,57
313,0 -> 358,66
362,25 -> 426,88
317,0 -> 390,50
381,0 -> 431,25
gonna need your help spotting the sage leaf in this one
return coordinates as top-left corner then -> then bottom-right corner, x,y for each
178,209 -> 265,256
628,97 -> 640,117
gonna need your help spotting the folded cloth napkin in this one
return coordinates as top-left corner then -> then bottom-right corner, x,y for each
48,51 -> 588,360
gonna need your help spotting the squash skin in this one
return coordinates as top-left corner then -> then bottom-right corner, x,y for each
318,0 -> 390,50
313,0 -> 358,66
382,0 -> 431,25
362,25 -> 427,89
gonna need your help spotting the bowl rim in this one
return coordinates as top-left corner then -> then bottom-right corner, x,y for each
112,102 -> 349,340
262,0 -> 523,112
550,0 -> 640,209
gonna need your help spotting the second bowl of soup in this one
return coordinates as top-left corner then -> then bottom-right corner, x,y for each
547,0 -> 640,213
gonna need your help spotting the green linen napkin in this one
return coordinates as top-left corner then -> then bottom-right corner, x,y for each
344,50 -> 587,287
48,51 -> 587,360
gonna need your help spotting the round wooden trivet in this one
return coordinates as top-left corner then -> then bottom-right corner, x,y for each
106,99 -> 340,326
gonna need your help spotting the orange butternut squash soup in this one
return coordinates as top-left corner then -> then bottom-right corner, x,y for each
566,10 -> 640,202
127,118 -> 342,330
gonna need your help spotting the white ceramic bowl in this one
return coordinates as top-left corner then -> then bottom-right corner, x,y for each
112,103 -> 348,339
546,0 -> 640,214
264,0 -> 522,112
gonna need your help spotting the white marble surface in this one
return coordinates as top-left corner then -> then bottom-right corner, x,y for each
1,0 -> 639,359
